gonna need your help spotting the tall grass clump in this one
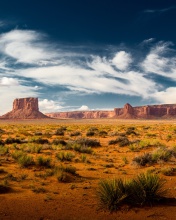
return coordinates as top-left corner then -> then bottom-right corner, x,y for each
97,178 -> 128,211
17,154 -> 34,168
56,151 -> 75,161
97,172 -> 167,211
128,172 -> 167,205
36,156 -> 52,168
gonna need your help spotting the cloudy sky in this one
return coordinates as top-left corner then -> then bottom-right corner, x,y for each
0,0 -> 176,114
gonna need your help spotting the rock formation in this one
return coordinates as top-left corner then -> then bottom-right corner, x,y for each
46,110 -> 115,119
1,98 -> 48,119
46,103 -> 176,119
114,103 -> 176,119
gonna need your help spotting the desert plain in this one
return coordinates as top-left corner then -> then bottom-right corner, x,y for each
0,119 -> 176,220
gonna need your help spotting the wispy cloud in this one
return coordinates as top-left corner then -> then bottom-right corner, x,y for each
0,77 -> 19,86
144,6 -> 176,14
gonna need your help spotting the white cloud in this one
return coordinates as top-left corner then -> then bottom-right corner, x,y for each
39,99 -> 63,112
151,87 -> 176,104
0,77 -> 19,86
141,42 -> 176,79
78,105 -> 89,111
111,51 -> 132,71
0,30 -> 57,64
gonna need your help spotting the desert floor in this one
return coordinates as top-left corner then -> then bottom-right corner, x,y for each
0,119 -> 176,220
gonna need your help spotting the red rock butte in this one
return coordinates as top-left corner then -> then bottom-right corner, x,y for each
1,97 -> 48,119
46,103 -> 176,119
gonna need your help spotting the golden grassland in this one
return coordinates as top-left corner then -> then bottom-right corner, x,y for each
0,119 -> 176,220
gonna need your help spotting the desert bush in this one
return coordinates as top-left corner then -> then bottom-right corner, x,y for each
55,126 -> 67,136
97,172 -> 167,211
32,138 -> 49,145
57,171 -> 73,183
152,147 -> 172,162
88,127 -> 98,132
0,140 -> 4,145
17,154 -> 34,167
52,139 -> 67,146
126,127 -> 137,135
12,150 -> 24,160
70,131 -> 81,137
75,138 -> 100,147
133,153 -> 153,166
109,136 -> 130,147
160,167 -> 176,176
56,152 -> 75,161
36,156 -> 52,168
128,172 -> 167,205
0,180 -> 11,194
97,178 -> 128,211
86,131 -> 95,136
56,165 -> 77,182
73,144 -> 93,154
80,154 -> 87,163
5,137 -> 22,144
31,145 -> 42,153
0,146 -> 9,155
99,130 -> 108,137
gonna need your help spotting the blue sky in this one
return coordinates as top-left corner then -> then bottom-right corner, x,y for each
0,0 -> 176,114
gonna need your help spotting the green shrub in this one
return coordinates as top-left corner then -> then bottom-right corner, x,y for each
97,178 -> 128,211
18,154 -> 34,167
128,172 -> 167,205
99,130 -> 108,137
32,138 -> 49,144
0,146 -> 9,155
109,136 -> 130,147
55,127 -> 66,136
133,153 -> 153,166
36,156 -> 52,168
70,131 -> 81,137
56,152 -> 75,161
75,138 -> 100,147
12,150 -> 24,160
52,139 -> 67,146
86,131 -> 95,136
97,172 -> 167,211
5,137 -> 22,144
73,144 -> 93,154
31,145 -> 42,153
152,147 -> 172,162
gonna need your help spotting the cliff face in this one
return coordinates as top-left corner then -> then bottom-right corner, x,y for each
46,110 -> 115,119
1,98 -> 48,119
114,103 -> 176,119
46,103 -> 176,119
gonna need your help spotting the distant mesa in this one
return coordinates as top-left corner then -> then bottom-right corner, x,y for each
1,97 -> 48,119
46,103 -> 176,119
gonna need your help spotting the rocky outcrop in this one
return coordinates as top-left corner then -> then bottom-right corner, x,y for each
46,103 -> 176,119
114,104 -> 176,119
46,110 -> 115,119
1,98 -> 48,119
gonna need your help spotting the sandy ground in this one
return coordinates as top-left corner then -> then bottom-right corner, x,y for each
0,119 -> 176,220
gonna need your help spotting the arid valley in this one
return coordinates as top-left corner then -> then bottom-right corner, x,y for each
0,119 -> 176,220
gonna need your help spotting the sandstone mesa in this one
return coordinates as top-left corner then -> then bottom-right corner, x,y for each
0,97 -> 48,119
1,97 -> 176,119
